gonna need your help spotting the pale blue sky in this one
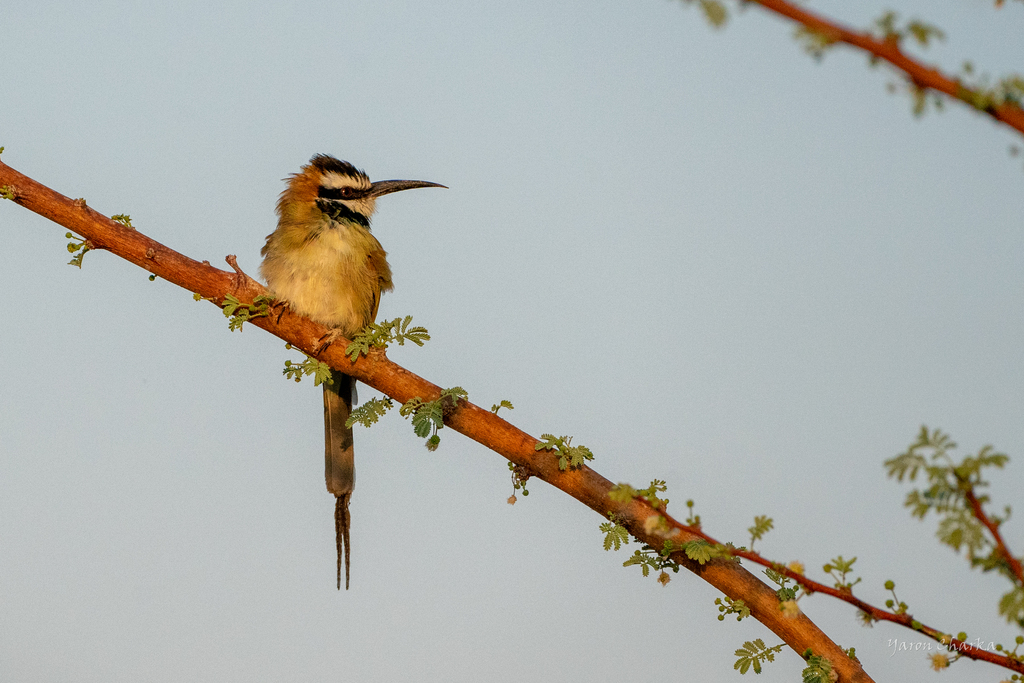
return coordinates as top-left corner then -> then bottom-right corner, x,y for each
2,1 -> 1022,681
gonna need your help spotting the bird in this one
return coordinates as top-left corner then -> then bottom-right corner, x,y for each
260,153 -> 445,589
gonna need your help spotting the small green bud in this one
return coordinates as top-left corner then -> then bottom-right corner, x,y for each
957,632 -> 967,642
884,580 -> 895,590
1017,635 -> 1024,645
148,274 -> 156,281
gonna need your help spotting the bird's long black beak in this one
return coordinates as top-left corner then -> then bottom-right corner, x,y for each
368,179 -> 447,197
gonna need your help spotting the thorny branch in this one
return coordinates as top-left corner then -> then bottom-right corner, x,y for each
748,0 -> 1024,137
686,522 -> 1024,675
0,158 -> 874,682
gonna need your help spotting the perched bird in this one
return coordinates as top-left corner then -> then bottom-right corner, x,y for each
260,154 -> 445,589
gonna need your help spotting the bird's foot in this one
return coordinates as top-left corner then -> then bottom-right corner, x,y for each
315,328 -> 346,355
268,298 -> 292,324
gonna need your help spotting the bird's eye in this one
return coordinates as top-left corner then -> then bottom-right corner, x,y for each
318,187 -> 350,200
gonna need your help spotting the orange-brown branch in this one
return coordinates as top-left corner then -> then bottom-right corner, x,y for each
749,0 -> 1024,137
0,158 -> 874,682
674,521 -> 1024,674
964,489 -> 1024,586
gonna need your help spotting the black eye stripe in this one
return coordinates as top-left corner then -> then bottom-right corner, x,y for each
318,186 -> 364,200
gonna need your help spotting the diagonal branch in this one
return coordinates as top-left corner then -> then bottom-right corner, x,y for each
964,489 -> 1024,586
0,158 -> 874,682
679,522 -> 1024,674
747,0 -> 1024,137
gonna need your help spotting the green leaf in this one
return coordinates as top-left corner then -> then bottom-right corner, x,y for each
683,539 -> 713,565
937,510 -> 986,555
411,400 -> 443,438
534,434 -> 594,471
439,386 -> 468,404
110,214 -> 135,228
622,549 -> 657,577
221,293 -> 272,331
345,397 -> 394,428
600,520 -> 630,551
748,515 -> 774,547
801,654 -> 834,683
490,400 -> 514,414
998,587 -> 1024,626
535,434 -> 563,451
345,316 -> 431,361
733,639 -> 782,675
281,349 -> 333,386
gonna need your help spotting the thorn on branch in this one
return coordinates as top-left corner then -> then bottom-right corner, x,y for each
225,254 -> 261,292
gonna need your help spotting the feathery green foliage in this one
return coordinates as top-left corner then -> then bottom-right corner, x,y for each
221,293 -> 273,331
345,397 -> 395,428
608,480 -> 668,509
622,536 -> 734,580
765,567 -> 800,602
733,639 -> 784,675
345,315 -> 429,361
886,426 -> 1021,626
535,434 -> 594,471
999,588 -> 1024,629
822,555 -> 861,592
801,653 -> 834,683
282,344 -> 333,385
400,386 -> 467,451
748,515 -> 774,550
599,516 -> 630,551
490,400 -> 514,415
683,539 -> 715,564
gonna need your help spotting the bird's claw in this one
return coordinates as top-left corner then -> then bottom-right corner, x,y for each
269,298 -> 291,324
315,329 -> 345,355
